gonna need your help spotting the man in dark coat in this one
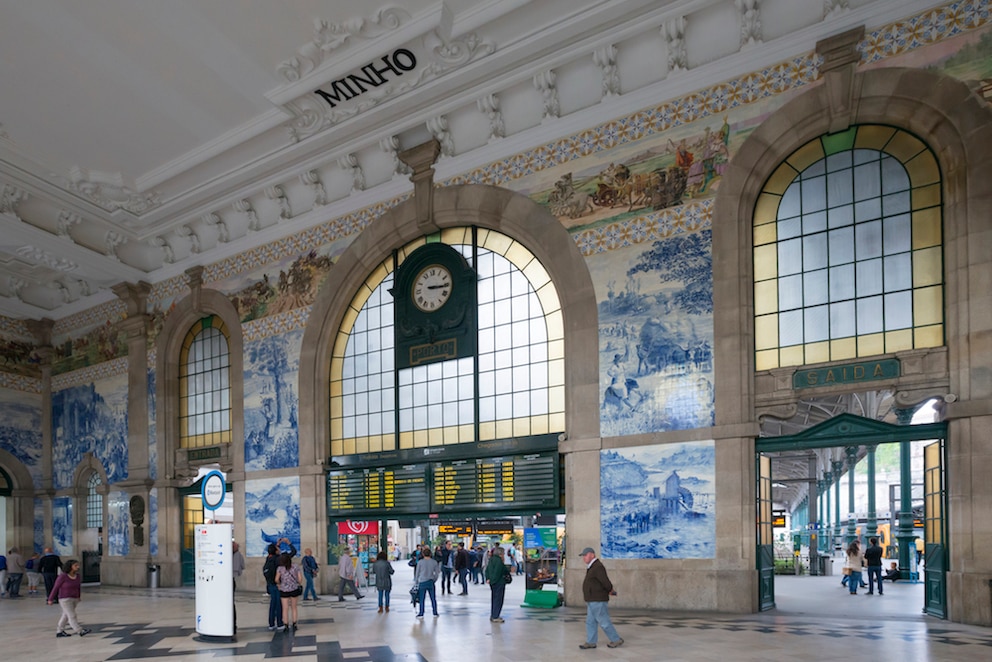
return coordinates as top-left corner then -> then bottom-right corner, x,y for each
454,542 -> 470,595
864,536 -> 885,595
578,547 -> 623,650
37,547 -> 62,602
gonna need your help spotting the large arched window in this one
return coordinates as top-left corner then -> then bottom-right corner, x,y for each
179,315 -> 232,448
86,472 -> 102,529
330,228 -> 564,456
753,125 -> 943,370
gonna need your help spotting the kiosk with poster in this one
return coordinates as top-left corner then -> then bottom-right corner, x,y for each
337,520 -> 379,588
522,526 -> 560,608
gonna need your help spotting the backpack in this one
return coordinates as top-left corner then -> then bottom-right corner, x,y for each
278,564 -> 300,592
25,558 -> 35,570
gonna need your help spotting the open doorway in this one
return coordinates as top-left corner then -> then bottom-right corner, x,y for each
756,394 -> 946,619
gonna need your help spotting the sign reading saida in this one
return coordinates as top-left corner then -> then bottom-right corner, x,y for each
793,359 -> 899,389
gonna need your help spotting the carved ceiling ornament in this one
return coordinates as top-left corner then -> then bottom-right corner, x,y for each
66,167 -> 161,214
277,8 -> 411,83
15,245 -> 77,272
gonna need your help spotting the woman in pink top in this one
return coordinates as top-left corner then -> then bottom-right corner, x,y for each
47,559 -> 91,637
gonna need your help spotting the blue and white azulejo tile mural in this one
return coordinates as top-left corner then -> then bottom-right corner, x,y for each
52,496 -> 72,555
0,387 -> 42,488
600,440 -> 715,559
245,475 -> 300,558
107,490 -> 130,557
243,327 -> 302,472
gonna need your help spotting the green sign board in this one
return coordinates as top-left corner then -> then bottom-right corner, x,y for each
793,358 -> 900,389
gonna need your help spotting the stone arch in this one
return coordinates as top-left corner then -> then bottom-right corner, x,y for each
0,449 -> 36,551
0,448 -> 34,494
297,183 -> 599,561
712,65 -> 992,624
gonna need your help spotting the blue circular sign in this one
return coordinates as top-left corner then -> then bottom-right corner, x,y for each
201,470 -> 226,511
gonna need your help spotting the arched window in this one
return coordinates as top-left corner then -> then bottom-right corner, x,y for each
86,472 -> 102,529
330,228 -> 564,455
753,125 -> 943,370
179,315 -> 232,448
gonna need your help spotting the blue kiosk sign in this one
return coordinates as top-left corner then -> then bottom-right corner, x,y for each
201,470 -> 226,511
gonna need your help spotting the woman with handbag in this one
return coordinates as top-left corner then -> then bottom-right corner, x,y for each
485,546 -> 512,623
845,540 -> 864,595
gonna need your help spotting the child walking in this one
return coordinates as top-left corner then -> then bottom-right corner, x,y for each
47,559 -> 91,637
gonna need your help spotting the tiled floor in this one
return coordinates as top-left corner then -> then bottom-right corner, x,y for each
2,566 -> 990,661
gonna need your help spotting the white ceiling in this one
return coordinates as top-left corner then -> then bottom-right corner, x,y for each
0,0 -> 927,322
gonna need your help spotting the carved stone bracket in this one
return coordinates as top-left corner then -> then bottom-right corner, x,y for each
398,139 -> 441,231
816,25 -> 865,133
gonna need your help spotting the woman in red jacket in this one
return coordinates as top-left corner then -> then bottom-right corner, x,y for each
47,559 -> 91,637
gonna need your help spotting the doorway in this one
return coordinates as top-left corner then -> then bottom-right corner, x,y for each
756,412 -> 946,618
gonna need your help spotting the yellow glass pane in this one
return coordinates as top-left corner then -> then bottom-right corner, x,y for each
779,345 -> 804,366
523,260 -> 551,290
885,329 -> 913,353
398,431 -> 414,449
329,380 -> 343,398
547,338 -> 565,361
179,379 -> 188,398
787,139 -> 825,173
330,396 -> 343,418
349,283 -> 374,312
857,333 -> 884,357
913,247 -> 943,287
754,314 -> 779,350
912,183 -> 941,209
531,415 -> 549,435
331,417 -> 343,438
443,426 -> 459,444
479,421 -> 496,440
440,227 -> 471,245
913,286 -> 943,326
885,131 -> 926,163
496,419 -> 513,439
331,439 -> 343,456
754,280 -> 778,316
536,283 -> 562,316
481,231 -> 513,256
805,341 -> 830,364
513,417 -> 530,437
549,385 -> 565,413
332,331 -> 350,360
764,162 -> 799,195
549,411 -> 566,432
753,245 -> 778,281
754,193 -> 782,226
414,429 -> 429,447
504,242 -> 533,270
340,306 -> 360,334
459,424 -> 474,443
368,435 -> 383,453
546,310 -> 564,341
914,324 -> 943,348
904,150 -> 940,187
753,222 -> 777,246
912,208 -> 942,249
854,125 -> 897,150
830,337 -> 857,361
755,349 -> 779,371
549,359 -> 565,387
343,438 -> 357,455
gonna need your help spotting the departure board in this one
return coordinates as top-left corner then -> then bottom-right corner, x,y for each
327,464 -> 429,515
431,451 -> 558,511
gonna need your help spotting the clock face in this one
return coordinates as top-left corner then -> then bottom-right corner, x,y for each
412,264 -> 453,312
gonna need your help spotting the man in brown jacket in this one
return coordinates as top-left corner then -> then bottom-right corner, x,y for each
578,547 -> 623,649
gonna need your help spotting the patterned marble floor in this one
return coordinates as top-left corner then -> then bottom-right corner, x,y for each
1,569 -> 990,661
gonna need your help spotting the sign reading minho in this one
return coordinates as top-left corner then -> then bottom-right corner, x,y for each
313,48 -> 417,109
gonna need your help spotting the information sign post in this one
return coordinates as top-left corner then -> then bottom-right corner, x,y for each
195,470 -> 233,641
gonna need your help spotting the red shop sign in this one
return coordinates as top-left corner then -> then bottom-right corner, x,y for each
337,520 -> 379,535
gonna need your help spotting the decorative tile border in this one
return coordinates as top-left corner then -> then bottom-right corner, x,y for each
860,0 -> 991,64
0,371 -> 42,394
243,306 -> 311,342
53,300 -> 126,339
0,317 -> 35,340
52,356 -> 128,391
575,199 -> 713,256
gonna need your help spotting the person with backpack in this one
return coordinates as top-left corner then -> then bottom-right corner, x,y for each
25,552 -> 42,594
301,547 -> 320,601
263,537 -> 296,630
275,552 -> 303,633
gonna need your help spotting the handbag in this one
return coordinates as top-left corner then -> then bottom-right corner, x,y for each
842,567 -> 852,576
505,572 -> 512,584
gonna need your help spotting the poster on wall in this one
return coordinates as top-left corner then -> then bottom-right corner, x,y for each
195,523 -> 233,639
522,526 -> 559,608
600,440 -> 715,559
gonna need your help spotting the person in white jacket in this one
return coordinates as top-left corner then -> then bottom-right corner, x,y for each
337,548 -> 364,601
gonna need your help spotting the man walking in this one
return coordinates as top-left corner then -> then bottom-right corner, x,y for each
440,541 -> 454,594
578,547 -> 623,650
5,547 -> 25,598
38,547 -> 62,604
337,548 -> 363,601
864,536 -> 885,595
302,547 -> 320,601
